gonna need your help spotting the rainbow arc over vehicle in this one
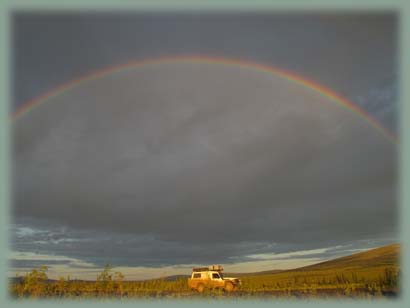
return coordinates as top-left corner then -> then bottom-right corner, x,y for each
13,55 -> 398,144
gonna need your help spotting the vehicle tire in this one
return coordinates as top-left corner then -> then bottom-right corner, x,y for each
197,283 -> 205,293
224,282 -> 234,292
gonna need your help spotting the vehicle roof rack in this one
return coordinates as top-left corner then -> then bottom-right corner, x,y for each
192,265 -> 224,272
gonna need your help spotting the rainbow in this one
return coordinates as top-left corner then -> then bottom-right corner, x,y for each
13,55 -> 398,144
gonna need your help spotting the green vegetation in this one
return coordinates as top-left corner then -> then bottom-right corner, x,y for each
9,244 -> 400,299
237,244 -> 400,297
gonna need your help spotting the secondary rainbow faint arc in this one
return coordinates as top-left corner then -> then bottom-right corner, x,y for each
13,55 -> 398,144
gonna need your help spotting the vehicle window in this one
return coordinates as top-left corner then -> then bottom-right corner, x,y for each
212,273 -> 220,279
193,273 -> 201,278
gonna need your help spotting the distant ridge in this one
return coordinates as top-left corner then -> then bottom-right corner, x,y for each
295,243 -> 400,272
209,244 -> 399,278
224,244 -> 400,278
227,269 -> 284,277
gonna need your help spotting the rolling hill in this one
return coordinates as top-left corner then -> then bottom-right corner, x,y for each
225,244 -> 399,278
297,243 -> 399,271
236,243 -> 400,293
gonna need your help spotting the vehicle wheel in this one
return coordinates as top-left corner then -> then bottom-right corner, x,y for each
224,282 -> 234,292
197,284 -> 205,293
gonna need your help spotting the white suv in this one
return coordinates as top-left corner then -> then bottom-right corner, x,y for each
187,265 -> 241,292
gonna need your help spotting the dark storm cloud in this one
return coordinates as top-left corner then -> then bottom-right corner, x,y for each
12,62 -> 398,267
11,13 -> 398,270
13,13 -> 397,125
11,259 -> 69,269
10,218 -> 283,267
10,219 -> 395,268
355,76 -> 398,132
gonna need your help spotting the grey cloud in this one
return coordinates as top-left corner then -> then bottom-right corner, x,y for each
11,259 -> 70,269
11,220 -> 280,267
355,75 -> 398,134
10,220 -> 395,268
12,63 -> 398,266
10,219 -> 395,269
13,13 -> 397,111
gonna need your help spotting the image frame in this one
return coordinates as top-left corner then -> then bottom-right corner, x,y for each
0,0 -> 409,307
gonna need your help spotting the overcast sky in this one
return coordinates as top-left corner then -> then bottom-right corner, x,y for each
10,12 -> 398,280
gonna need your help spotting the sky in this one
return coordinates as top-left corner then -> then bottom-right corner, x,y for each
10,12 -> 398,280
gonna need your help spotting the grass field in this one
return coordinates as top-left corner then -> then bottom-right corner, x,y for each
9,244 -> 400,299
